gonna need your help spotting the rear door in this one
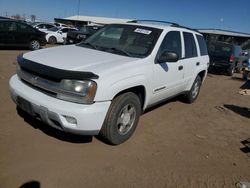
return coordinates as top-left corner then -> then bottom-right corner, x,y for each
182,32 -> 199,85
58,28 -> 69,42
15,22 -> 34,45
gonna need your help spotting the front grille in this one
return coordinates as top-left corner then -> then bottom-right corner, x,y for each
17,67 -> 60,98
21,77 -> 57,97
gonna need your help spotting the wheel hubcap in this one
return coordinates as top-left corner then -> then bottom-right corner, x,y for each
31,41 -> 39,49
192,82 -> 200,98
117,104 -> 136,135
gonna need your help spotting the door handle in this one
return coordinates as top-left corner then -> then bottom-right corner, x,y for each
178,65 -> 183,71
196,62 -> 200,66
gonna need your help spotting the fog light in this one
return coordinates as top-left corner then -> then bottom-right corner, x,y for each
63,115 -> 77,125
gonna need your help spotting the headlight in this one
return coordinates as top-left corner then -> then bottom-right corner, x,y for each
57,79 -> 97,104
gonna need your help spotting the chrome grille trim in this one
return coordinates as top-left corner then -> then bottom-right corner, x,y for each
17,68 -> 86,97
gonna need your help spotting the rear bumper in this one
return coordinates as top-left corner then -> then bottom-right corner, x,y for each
209,62 -> 232,69
9,75 -> 111,135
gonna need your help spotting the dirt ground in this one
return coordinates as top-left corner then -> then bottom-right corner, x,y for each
0,47 -> 250,188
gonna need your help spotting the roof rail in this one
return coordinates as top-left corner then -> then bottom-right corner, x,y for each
128,19 -> 200,33
128,20 -> 180,27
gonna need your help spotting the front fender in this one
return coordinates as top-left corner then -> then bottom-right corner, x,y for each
94,75 -> 150,109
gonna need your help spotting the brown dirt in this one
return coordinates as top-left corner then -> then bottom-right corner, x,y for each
0,48 -> 250,188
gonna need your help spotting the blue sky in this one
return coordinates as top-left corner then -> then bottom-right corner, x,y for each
0,0 -> 249,33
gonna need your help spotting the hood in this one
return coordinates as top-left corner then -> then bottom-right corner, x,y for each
23,45 -> 138,75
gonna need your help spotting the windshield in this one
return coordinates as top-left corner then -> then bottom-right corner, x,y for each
78,24 -> 162,58
48,26 -> 60,32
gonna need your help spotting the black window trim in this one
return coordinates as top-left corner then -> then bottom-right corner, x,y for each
155,30 -> 182,63
183,31 -> 198,59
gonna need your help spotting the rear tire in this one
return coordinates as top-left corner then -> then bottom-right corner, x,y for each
100,92 -> 141,145
48,36 -> 57,44
243,72 -> 249,80
29,40 -> 40,50
183,76 -> 202,104
226,66 -> 234,76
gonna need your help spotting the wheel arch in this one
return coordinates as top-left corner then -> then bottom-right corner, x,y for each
198,70 -> 207,83
112,85 -> 146,111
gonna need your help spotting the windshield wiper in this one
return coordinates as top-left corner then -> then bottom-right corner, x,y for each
81,42 -> 99,50
107,47 -> 132,57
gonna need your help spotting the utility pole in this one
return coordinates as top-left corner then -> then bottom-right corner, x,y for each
77,0 -> 80,20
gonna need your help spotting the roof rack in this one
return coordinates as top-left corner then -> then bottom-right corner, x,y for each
128,20 -> 180,27
128,19 -> 200,33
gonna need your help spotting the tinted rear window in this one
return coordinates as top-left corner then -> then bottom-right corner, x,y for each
208,43 -> 232,57
184,32 -> 197,58
196,34 -> 208,56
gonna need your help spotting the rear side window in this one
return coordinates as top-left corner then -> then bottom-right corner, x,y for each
196,34 -> 208,56
0,21 -> 11,32
184,32 -> 197,58
158,31 -> 182,58
61,28 -> 69,33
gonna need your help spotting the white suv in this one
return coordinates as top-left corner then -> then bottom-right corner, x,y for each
9,20 -> 209,145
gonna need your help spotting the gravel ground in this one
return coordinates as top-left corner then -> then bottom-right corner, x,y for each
0,47 -> 250,188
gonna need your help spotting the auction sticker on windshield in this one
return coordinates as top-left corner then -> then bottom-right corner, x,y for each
134,28 -> 152,35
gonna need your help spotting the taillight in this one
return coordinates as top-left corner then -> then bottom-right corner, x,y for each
230,55 -> 235,62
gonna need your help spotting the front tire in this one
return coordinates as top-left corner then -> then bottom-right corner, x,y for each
183,76 -> 202,103
48,36 -> 57,44
29,40 -> 40,50
100,92 -> 141,145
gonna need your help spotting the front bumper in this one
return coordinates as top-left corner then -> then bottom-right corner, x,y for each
9,75 -> 111,135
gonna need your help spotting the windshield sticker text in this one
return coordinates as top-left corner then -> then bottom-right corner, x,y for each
134,28 -> 152,35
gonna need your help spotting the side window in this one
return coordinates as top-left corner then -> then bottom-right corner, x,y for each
46,25 -> 54,29
196,34 -> 208,56
61,28 -> 69,33
36,24 -> 43,29
0,21 -> 11,32
184,32 -> 197,58
17,23 -> 32,32
8,22 -> 17,31
158,31 -> 182,58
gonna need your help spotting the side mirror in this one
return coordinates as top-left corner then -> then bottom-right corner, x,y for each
157,51 -> 179,63
58,31 -> 62,34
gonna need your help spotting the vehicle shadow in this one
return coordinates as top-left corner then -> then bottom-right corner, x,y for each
144,96 -> 180,114
19,181 -> 40,188
208,68 -> 227,76
240,80 -> 250,89
0,46 -> 30,51
224,104 -> 250,119
240,138 -> 250,154
17,108 -> 93,144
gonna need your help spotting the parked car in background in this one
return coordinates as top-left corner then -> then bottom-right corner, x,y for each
45,27 -> 78,44
65,25 -> 102,44
242,50 -> 250,80
207,41 -> 246,76
0,19 -> 46,50
54,23 -> 69,28
31,22 -> 56,32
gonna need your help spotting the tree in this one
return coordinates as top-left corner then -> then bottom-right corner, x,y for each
31,14 -> 36,22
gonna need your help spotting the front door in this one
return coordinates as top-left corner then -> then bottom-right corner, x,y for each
151,31 -> 185,104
